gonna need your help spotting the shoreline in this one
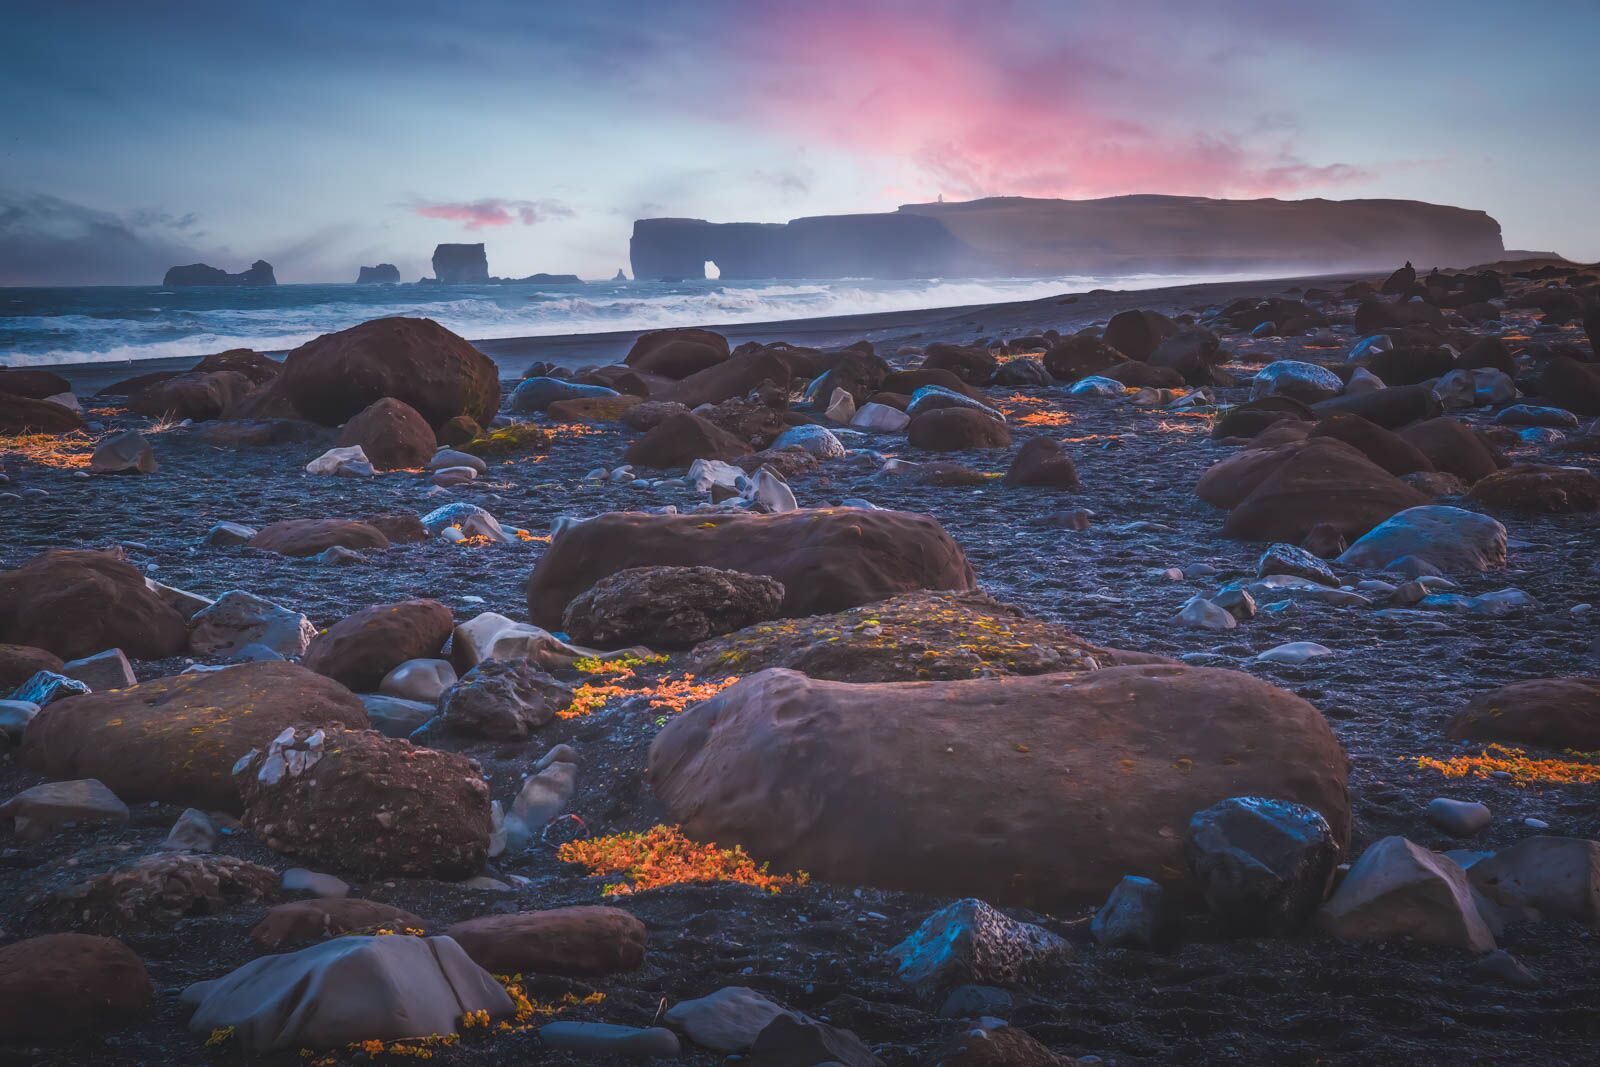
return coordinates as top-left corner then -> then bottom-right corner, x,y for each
46,270 -> 1373,394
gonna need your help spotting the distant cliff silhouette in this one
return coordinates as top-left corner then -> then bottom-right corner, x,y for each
163,260 -> 276,286
356,263 -> 400,284
630,196 -> 1505,281
431,243 -> 490,284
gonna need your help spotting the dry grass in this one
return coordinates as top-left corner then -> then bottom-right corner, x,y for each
559,824 -> 807,896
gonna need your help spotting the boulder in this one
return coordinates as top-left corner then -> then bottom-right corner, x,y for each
1213,397 -> 1312,440
664,986 -> 798,1053
1002,438 -> 1081,489
993,356 -> 1051,387
89,430 -> 157,474
921,342 -> 996,385
528,508 -> 975,628
0,549 -> 188,661
0,934 -> 152,1039
45,853 -> 277,932
1467,837 -> 1600,928
881,367 -> 985,400
238,727 -> 492,878
23,662 -> 367,809
1311,384 -> 1442,430
1184,796 -> 1339,935
622,412 -> 749,468
444,906 -> 646,976
647,665 -> 1349,905
187,590 -> 317,659
302,599 -> 453,693
128,370 -> 253,421
379,658 -> 456,703
438,659 -> 570,740
1447,678 -> 1600,751
1310,414 -> 1434,476
563,565 -> 785,649
448,611 -> 642,673
0,367 -> 72,399
334,397 -> 437,470
685,590 -> 1161,683
624,327 -> 730,378
888,897 -> 1070,993
1397,418 -> 1505,483
1,777 -> 129,838
1468,464 -> 1600,512
907,407 -> 1013,451
1092,876 -> 1168,949
280,317 -> 500,428
1222,438 -> 1430,543
1535,355 -> 1600,415
661,350 -> 792,409
1147,328 -> 1224,384
250,899 -> 428,949
749,1015 -> 881,1067
0,644 -> 65,692
1103,309 -> 1178,360
905,384 -> 1005,420
1337,505 -> 1507,575
1195,443 -> 1302,509
0,390 -> 85,433
181,935 -> 513,1053
508,377 -> 619,415
248,518 -> 390,557
1316,836 -> 1496,953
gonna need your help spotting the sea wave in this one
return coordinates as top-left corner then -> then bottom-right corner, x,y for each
0,273 -> 1251,366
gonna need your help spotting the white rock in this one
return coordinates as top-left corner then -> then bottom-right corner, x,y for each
305,445 -> 373,477
850,402 -> 909,433
1177,597 -> 1237,631
379,659 -> 457,703
189,590 -> 317,659
1256,641 -> 1334,665
1318,836 -> 1496,953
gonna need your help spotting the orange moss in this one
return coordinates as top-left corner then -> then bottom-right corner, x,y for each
1414,744 -> 1600,786
557,673 -> 739,719
1015,409 -> 1073,427
559,824 -> 808,896
0,431 -> 97,468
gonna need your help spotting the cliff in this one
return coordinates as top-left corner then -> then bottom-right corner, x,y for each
356,263 -> 401,284
163,260 -> 276,286
629,195 -> 1505,281
431,243 -> 490,284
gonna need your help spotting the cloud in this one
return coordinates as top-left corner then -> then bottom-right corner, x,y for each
0,189 -> 216,286
409,197 -> 575,230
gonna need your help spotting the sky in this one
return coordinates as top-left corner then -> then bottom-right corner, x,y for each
0,0 -> 1596,285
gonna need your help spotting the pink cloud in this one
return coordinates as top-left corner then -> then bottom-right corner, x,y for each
720,2 -> 1372,201
411,197 -> 573,230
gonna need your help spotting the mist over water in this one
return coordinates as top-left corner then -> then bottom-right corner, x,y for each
0,273 -> 1261,367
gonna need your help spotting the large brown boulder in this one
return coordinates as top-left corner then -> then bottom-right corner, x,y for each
920,343 -> 996,385
1311,384 -> 1442,430
1002,437 -> 1080,488
237,727 -> 491,879
249,518 -> 390,557
444,907 -> 647,977
1466,464 -> 1600,512
880,368 -> 985,401
1043,334 -> 1124,381
0,367 -> 71,399
220,374 -> 304,421
281,317 -> 500,428
647,665 -> 1349,905
686,590 -> 1168,683
250,899 -> 428,950
1103,309 -> 1178,361
527,509 -> 976,628
1222,438 -> 1430,543
907,408 -> 1013,451
563,565 -> 785,649
128,370 -> 253,421
0,642 -> 65,691
23,662 -> 368,810
0,934 -> 153,1039
1536,355 -> 1600,416
0,549 -> 188,661
1,390 -> 84,433
1310,414 -> 1434,476
661,350 -> 791,409
622,412 -> 749,469
192,347 -> 280,385
1446,678 -> 1600,751
334,397 -> 437,470
1397,418 -> 1505,483
1195,442 -> 1303,509
624,327 -> 729,379
302,599 -> 453,692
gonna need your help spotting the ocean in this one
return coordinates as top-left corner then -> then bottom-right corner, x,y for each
0,273 -> 1250,368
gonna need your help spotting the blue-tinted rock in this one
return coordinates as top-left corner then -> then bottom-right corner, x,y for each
1184,795 -> 1339,935
1091,875 -> 1167,949
1493,404 -> 1578,429
507,377 -> 617,415
905,385 -> 1003,421
887,898 -> 1069,993
771,424 -> 846,459
1257,543 -> 1338,586
1337,505 -> 1507,575
10,671 -> 90,707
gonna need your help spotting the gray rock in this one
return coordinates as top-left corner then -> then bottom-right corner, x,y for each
1212,586 -> 1258,621
0,778 -> 129,838
61,648 -> 136,691
750,1014 -> 882,1066
1468,949 -> 1538,987
1251,360 -> 1343,403
1317,836 -> 1497,953
432,466 -> 478,487
508,377 -> 618,414
188,590 -> 317,659
1177,597 -> 1236,631
0,699 -> 39,741
10,670 -> 89,706
1185,796 -> 1338,935
887,898 -> 1070,993
1091,875 -> 1166,949
90,430 -> 157,474
938,985 -> 1014,1020
1068,375 -> 1125,397
1258,543 -> 1338,586
161,808 -> 219,852
281,868 -> 350,898
1467,836 -> 1600,928
206,521 -> 258,546
850,402 -> 910,432
439,658 -> 570,740
1427,798 -> 1492,837
311,545 -> 365,565
1256,641 -> 1334,665
538,1022 -> 681,1057
182,935 -> 513,1053
906,384 -> 1004,421
771,424 -> 845,459
504,759 -> 578,850
1338,506 -> 1507,575
379,658 -> 457,703
1494,404 -> 1579,429
428,449 -> 488,474
664,986 -> 798,1052
359,695 -> 437,738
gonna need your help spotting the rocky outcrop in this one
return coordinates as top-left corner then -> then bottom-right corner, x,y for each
163,260 -> 276,286
631,195 -> 1505,280
356,264 -> 400,284
430,243 -> 490,284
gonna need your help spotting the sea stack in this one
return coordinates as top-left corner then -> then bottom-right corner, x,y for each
163,260 -> 277,286
431,243 -> 490,284
356,264 -> 401,284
